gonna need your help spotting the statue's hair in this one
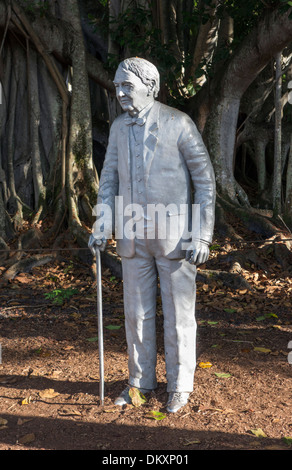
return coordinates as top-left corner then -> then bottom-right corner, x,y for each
118,57 -> 160,98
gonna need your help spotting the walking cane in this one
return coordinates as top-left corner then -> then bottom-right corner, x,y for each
95,245 -> 104,406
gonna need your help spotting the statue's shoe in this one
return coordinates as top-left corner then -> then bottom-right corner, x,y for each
166,392 -> 189,413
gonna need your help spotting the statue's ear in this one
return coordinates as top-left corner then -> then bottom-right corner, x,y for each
148,79 -> 156,96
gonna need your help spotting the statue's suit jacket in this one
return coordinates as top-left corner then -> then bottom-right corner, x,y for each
97,100 -> 216,259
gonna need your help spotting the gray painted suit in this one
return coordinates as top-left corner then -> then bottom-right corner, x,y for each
96,100 -> 215,392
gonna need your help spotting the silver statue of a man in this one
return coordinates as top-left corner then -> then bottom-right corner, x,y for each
89,57 -> 215,413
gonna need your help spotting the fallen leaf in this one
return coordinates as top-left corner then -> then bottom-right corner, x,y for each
105,325 -> 122,330
103,407 -> 120,413
58,408 -> 81,416
147,410 -> 166,421
256,313 -> 278,322
0,418 -> 8,426
34,347 -> 51,357
21,396 -> 32,405
264,445 -> 287,450
18,433 -> 35,445
224,308 -> 237,313
0,375 -> 18,384
198,362 -> 212,368
254,347 -> 271,354
49,370 -> 62,379
214,372 -> 232,378
265,312 -> 278,318
282,436 -> 292,447
17,418 -> 33,426
256,316 -> 266,322
39,388 -> 60,399
183,439 -> 201,446
250,428 -> 267,438
15,275 -> 32,284
128,387 -> 147,407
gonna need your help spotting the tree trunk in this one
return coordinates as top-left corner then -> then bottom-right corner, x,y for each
273,52 -> 282,216
284,134 -> 292,228
202,8 -> 292,205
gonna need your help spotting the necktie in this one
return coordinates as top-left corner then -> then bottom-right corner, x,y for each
125,116 -> 146,126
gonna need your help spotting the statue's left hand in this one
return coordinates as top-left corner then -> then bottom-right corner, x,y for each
185,241 -> 210,266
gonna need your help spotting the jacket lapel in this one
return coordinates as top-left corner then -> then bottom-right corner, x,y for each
119,116 -> 131,184
143,101 -> 160,185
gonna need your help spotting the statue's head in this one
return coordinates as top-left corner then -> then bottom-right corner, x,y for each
113,57 -> 160,115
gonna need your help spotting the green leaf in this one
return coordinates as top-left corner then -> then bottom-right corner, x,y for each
214,372 -> 232,378
250,428 -> 267,438
86,336 -> 98,342
257,313 -> 278,321
105,325 -> 121,330
147,410 -> 167,421
209,244 -> 221,251
254,347 -> 271,354
224,308 -> 237,314
282,436 -> 292,447
207,321 -> 218,325
256,315 -> 266,322
265,312 -> 278,318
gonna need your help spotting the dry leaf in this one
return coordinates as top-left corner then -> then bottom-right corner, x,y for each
39,388 -> 60,399
183,439 -> 201,446
0,375 -> 18,384
238,289 -> 248,295
49,370 -> 62,378
58,408 -> 81,416
0,418 -> 8,427
128,387 -> 147,407
17,418 -> 33,426
18,433 -> 35,445
254,347 -> 271,354
103,407 -> 120,413
21,396 -> 32,405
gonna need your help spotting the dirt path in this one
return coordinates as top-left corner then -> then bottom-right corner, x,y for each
0,241 -> 292,451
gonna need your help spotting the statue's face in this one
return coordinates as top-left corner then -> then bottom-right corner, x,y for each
113,67 -> 154,115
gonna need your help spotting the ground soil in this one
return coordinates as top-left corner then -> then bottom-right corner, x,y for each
0,231 -> 292,453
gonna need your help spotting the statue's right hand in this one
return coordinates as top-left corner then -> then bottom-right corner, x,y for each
88,234 -> 107,255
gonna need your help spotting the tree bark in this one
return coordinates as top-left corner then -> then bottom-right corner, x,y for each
0,0 -> 115,94
203,8 -> 292,204
273,52 -> 282,216
284,133 -> 292,228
